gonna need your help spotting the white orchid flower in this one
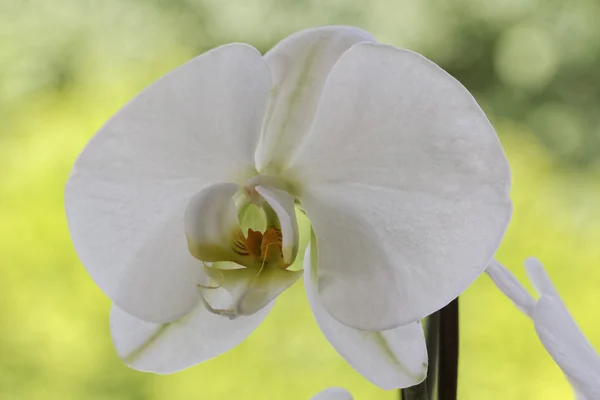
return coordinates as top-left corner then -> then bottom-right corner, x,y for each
310,387 -> 353,400
487,258 -> 600,399
66,26 -> 511,388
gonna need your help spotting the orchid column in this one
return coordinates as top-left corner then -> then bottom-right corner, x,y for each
66,26 -> 512,394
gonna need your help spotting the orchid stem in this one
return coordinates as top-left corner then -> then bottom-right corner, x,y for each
399,379 -> 429,400
438,297 -> 459,400
399,298 -> 458,400
425,310 -> 440,399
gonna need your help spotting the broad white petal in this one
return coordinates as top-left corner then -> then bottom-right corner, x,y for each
304,243 -> 427,389
205,265 -> 302,317
290,43 -> 511,330
300,193 -> 405,331
310,387 -> 353,400
255,185 -> 299,264
533,296 -> 600,398
575,388 -> 591,400
66,44 -> 271,302
185,182 -> 241,262
113,214 -> 202,323
110,290 -> 272,374
256,26 -> 375,172
486,260 -> 536,316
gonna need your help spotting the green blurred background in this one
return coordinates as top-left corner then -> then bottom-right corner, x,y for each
1,0 -> 600,398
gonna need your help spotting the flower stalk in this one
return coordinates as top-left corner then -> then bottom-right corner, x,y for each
438,298 -> 459,399
401,298 -> 459,400
425,311 -> 440,399
400,382 -> 429,400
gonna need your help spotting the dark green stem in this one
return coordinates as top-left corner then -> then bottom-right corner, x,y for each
399,298 -> 459,400
400,312 -> 439,400
399,379 -> 429,400
425,311 -> 440,399
438,298 -> 459,400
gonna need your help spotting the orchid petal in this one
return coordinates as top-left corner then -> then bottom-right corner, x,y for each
290,43 -> 511,330
299,193 -> 405,331
112,214 -> 202,322
304,242 -> 427,389
576,388 -> 591,400
185,182 -> 242,262
486,260 -> 536,316
255,185 -> 299,264
66,44 -> 271,303
310,387 -> 353,400
205,264 -> 302,317
110,289 -> 272,373
256,26 -> 375,172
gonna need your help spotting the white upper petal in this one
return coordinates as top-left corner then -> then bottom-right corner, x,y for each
304,243 -> 427,389
488,259 -> 600,399
256,26 -> 375,172
66,44 -> 271,302
310,387 -> 353,400
289,43 -> 511,330
255,185 -> 299,264
110,289 -> 272,374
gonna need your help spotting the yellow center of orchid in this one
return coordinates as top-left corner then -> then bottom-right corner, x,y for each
183,183 -> 302,319
232,227 -> 286,270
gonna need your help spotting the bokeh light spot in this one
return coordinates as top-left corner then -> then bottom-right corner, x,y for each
495,24 -> 558,91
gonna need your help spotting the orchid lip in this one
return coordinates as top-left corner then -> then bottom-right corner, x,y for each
185,181 -> 296,270
184,180 -> 301,318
